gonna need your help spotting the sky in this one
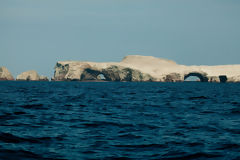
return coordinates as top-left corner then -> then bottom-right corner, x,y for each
1,0 -> 240,78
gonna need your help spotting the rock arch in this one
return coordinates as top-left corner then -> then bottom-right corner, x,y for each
81,68 -> 111,81
184,72 -> 208,82
79,66 -> 153,82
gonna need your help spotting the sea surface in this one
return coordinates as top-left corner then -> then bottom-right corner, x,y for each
0,81 -> 240,160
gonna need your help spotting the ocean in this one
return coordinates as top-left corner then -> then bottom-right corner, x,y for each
0,81 -> 240,160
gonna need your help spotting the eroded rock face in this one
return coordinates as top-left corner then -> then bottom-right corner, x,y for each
53,62 -> 154,82
16,70 -> 40,81
164,73 -> 182,82
0,67 -> 14,80
53,55 -> 240,82
101,66 -> 153,82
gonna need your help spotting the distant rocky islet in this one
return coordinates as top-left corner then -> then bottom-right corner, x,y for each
0,68 -> 48,81
0,67 -> 14,81
1,55 -> 240,82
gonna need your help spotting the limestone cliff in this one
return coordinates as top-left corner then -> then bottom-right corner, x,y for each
0,67 -> 14,80
53,55 -> 240,82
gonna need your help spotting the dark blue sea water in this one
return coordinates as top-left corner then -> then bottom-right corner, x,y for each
0,82 -> 240,160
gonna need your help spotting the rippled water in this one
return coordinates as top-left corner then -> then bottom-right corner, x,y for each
0,81 -> 240,160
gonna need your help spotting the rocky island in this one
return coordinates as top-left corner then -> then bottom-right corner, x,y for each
16,70 -> 49,81
0,67 -> 14,81
52,55 -> 240,82
1,55 -> 240,82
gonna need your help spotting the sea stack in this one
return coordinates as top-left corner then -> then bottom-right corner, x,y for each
16,70 -> 49,81
16,70 -> 40,81
39,75 -> 49,81
0,67 -> 14,81
52,55 -> 240,82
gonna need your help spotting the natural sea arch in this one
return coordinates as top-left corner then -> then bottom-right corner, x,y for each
80,68 -> 110,81
184,72 -> 208,82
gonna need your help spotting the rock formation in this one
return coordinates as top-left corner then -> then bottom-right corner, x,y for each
16,70 -> 49,81
0,67 -> 14,80
53,55 -> 240,82
16,70 -> 40,81
39,75 -> 49,81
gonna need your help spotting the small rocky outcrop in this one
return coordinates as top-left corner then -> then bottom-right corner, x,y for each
208,76 -> 220,82
39,75 -> 49,81
219,75 -> 228,83
16,70 -> 40,81
0,67 -> 14,80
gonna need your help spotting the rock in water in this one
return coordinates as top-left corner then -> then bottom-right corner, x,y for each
16,70 -> 40,81
53,55 -> 240,82
0,67 -> 14,80
39,75 -> 49,81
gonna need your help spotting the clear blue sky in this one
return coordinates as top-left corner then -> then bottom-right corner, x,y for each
1,0 -> 240,78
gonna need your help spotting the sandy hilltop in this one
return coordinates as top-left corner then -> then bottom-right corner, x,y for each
1,55 -> 240,82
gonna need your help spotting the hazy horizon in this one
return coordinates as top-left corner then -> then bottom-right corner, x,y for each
1,0 -> 240,78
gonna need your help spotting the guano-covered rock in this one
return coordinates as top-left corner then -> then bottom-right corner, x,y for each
53,55 -> 240,82
0,67 -> 14,81
16,70 -> 48,81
